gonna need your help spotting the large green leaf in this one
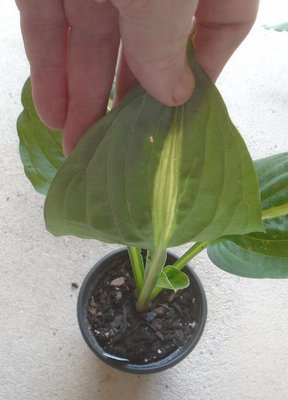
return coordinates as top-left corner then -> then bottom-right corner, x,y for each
17,78 -> 64,195
17,78 -> 117,195
44,42 -> 263,248
207,153 -> 288,278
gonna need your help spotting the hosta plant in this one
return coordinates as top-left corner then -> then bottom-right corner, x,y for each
17,43 -> 288,312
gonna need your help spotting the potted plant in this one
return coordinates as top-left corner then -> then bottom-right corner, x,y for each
77,248 -> 207,373
17,42 -> 288,373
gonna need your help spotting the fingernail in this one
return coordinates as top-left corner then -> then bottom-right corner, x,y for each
172,68 -> 195,105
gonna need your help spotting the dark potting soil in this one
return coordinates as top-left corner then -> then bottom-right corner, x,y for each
87,257 -> 201,364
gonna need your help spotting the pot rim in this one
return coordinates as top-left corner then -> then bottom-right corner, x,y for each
77,247 -> 207,374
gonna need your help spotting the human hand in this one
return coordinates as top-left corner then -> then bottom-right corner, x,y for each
16,0 -> 259,154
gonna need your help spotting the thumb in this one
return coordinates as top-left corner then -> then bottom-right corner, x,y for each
114,0 -> 197,106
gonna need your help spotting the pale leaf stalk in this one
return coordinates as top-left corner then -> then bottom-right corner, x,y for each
136,248 -> 167,312
127,246 -> 145,295
262,203 -> 288,220
172,241 -> 209,270
152,107 -> 183,247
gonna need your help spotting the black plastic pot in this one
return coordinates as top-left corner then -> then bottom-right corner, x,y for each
77,248 -> 207,374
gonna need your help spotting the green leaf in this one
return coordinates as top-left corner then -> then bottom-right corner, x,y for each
17,78 -> 65,195
207,153 -> 288,278
44,41 -> 263,248
263,22 -> 288,32
156,266 -> 190,291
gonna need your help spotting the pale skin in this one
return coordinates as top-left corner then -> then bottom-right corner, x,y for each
16,0 -> 259,154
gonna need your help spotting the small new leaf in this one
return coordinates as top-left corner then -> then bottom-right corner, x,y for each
156,266 -> 190,292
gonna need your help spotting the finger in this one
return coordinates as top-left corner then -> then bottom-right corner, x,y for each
194,0 -> 259,81
16,0 -> 68,129
63,0 -> 120,154
113,47 -> 138,107
112,0 -> 197,106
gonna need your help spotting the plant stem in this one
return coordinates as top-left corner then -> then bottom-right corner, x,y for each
172,241 -> 209,271
136,248 -> 167,312
127,246 -> 145,295
262,203 -> 288,220
148,241 -> 208,303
